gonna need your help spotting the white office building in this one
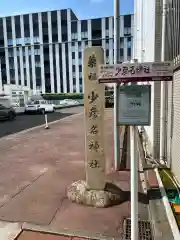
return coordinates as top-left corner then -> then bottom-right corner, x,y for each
0,9 -> 133,94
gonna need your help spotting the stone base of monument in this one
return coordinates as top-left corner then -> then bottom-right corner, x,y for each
67,180 -> 127,208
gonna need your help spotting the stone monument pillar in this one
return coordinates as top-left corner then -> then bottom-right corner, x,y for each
67,47 -> 125,207
84,47 -> 105,190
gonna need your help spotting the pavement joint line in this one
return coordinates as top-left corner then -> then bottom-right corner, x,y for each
21,222 -> 115,240
0,170 -> 47,211
48,195 -> 67,225
0,112 -> 83,141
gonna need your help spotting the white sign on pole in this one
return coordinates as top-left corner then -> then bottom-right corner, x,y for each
118,85 -> 151,126
98,61 -> 173,83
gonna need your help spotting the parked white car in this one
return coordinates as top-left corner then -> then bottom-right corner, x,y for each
59,99 -> 79,106
25,100 -> 55,114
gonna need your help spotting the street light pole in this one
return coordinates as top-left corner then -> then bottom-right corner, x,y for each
114,0 -> 120,170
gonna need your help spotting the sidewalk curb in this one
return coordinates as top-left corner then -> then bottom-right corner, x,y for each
0,222 -> 22,240
0,220 -> 116,240
21,222 -> 115,240
155,168 -> 180,240
55,103 -> 84,110
0,112 -> 83,141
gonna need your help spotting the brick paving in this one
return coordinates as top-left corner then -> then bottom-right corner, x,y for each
0,108 -> 149,239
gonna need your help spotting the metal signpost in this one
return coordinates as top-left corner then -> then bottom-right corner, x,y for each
119,85 -> 151,240
99,61 -> 173,83
98,61 -> 173,240
118,85 -> 151,126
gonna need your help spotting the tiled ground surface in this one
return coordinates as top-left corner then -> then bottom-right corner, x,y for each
0,108 -> 149,239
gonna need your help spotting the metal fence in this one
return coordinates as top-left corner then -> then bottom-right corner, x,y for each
165,0 -> 180,68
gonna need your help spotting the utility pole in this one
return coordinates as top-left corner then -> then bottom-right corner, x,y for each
114,0 -> 120,170
160,0 -> 167,163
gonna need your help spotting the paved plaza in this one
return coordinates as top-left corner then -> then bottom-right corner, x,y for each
0,108 -> 152,239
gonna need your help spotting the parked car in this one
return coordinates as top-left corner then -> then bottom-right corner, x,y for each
25,100 -> 55,114
0,104 -> 16,121
105,95 -> 114,108
59,99 -> 79,106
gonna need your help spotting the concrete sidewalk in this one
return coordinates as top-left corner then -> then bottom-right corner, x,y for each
0,109 -> 149,240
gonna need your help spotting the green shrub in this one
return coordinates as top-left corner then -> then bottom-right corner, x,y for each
42,93 -> 84,100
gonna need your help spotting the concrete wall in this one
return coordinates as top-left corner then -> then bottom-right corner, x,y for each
133,0 -> 155,62
3,84 -> 32,106
133,0 -> 162,158
169,70 -> 180,182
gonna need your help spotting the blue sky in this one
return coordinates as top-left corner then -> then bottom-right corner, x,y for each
0,0 -> 133,18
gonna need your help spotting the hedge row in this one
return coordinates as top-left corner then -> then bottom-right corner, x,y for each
42,93 -> 84,100
42,89 -> 113,100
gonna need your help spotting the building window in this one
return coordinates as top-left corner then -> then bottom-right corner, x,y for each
16,48 -> 20,56
9,63 -> 14,69
34,36 -> 40,43
124,15 -> 131,28
79,65 -> 82,72
72,65 -> 76,72
127,48 -> 131,57
106,49 -> 109,58
105,17 -> 109,30
7,39 -> 13,46
81,31 -> 88,39
8,49 -> 14,57
78,52 -> 82,59
72,52 -> 75,59
120,48 -> 124,57
120,38 -> 124,48
71,46 -> 75,52
106,57 -> 109,64
72,32 -> 78,40
24,37 -> 31,44
16,38 -> 24,45
35,61 -> 41,67
34,49 -> 40,55
124,27 -> 131,36
105,30 -> 109,37
127,37 -> 131,48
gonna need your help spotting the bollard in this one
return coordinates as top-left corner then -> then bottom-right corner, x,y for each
44,113 -> 49,129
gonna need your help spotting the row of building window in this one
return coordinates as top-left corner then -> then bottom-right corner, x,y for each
8,45 -> 131,72
7,36 -> 40,46
8,48 -> 131,60
6,28 -> 132,46
7,38 -> 132,51
71,32 -> 88,40
9,61 -> 41,69
8,48 -> 41,57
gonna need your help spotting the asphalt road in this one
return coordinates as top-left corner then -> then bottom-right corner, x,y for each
0,111 -> 72,138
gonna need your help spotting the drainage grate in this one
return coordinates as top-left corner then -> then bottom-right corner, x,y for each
123,218 -> 153,240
